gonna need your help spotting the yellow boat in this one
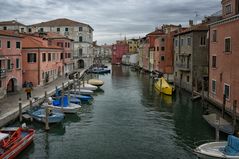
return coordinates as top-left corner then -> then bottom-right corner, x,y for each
88,79 -> 104,87
154,77 -> 174,96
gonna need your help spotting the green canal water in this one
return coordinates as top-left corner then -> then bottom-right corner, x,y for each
17,65 -> 224,159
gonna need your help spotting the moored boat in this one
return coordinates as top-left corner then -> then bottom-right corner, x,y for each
154,77 -> 174,96
69,94 -> 93,102
28,108 -> 65,124
89,67 -> 111,74
0,127 -> 35,159
78,83 -> 98,91
69,89 -> 93,95
88,79 -> 104,87
194,135 -> 239,159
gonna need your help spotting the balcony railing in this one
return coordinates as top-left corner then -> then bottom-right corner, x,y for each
0,68 -> 6,78
176,63 -> 191,71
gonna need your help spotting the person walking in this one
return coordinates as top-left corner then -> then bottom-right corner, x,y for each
25,82 -> 33,100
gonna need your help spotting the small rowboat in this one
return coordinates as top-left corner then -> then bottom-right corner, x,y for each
78,83 -> 98,91
69,94 -> 93,102
69,89 -> 93,95
0,126 -> 35,159
89,67 -> 111,74
29,108 -> 64,124
194,135 -> 239,159
88,79 -> 104,87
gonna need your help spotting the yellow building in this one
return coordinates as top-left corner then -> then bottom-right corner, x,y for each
127,38 -> 139,54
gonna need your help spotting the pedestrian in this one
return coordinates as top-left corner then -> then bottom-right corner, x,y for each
25,87 -> 32,100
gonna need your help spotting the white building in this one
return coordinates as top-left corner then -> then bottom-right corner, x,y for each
0,20 -> 27,33
29,18 -> 94,69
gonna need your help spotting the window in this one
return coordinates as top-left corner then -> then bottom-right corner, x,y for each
65,28 -> 68,32
7,60 -> 11,70
65,42 -> 67,47
79,27 -> 82,31
175,39 -> 178,47
225,4 -> 232,15
225,38 -> 231,52
52,53 -> 56,61
16,58 -> 20,69
157,47 -> 159,51
68,43 -> 70,48
212,56 -> 216,68
16,42 -> 21,49
89,29 -> 92,33
79,36 -> 83,42
161,56 -> 165,61
161,38 -> 165,42
27,53 -> 36,63
3,27 -> 7,30
212,80 -> 216,94
60,53 -> 64,60
224,84 -> 230,99
39,28 -> 44,32
42,53 -> 46,62
187,76 -> 190,82
68,53 -> 71,58
187,37 -> 191,46
48,53 -> 51,61
79,48 -> 83,57
28,28 -> 32,33
20,28 -> 24,33
175,72 -> 177,77
57,28 -> 60,32
212,30 -> 217,42
161,47 -> 165,51
181,38 -> 184,46
7,41 -> 10,48
200,36 -> 206,45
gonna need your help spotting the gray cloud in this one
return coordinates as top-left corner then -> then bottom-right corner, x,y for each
0,0 -> 221,44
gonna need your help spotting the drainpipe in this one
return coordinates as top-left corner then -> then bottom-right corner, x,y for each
38,48 -> 40,85
208,27 -> 210,99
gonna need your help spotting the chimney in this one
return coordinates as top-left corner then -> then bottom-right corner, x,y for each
189,20 -> 194,27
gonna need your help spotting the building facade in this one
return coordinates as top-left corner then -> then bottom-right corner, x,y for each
0,20 -> 27,33
29,18 -> 94,69
209,0 -> 239,110
22,35 -> 63,86
111,40 -> 129,65
174,22 -> 209,92
0,30 -> 23,99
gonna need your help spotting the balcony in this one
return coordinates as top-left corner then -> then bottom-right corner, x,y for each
176,63 -> 191,71
0,68 -> 6,78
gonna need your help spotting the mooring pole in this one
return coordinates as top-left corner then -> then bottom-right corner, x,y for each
216,114 -> 220,141
29,99 -> 33,122
222,94 -> 226,118
45,106 -> 50,130
19,98 -> 22,122
233,100 -> 237,133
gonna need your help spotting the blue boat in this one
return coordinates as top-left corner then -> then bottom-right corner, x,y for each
89,67 -> 111,74
69,97 -> 81,104
29,108 -> 65,124
70,94 -> 93,102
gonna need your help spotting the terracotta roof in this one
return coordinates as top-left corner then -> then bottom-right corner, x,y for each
0,30 -> 23,38
0,20 -> 26,26
175,23 -> 208,36
30,18 -> 93,30
22,35 -> 62,49
44,32 -> 74,41
146,29 -> 165,36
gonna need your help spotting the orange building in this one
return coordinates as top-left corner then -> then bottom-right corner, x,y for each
209,0 -> 239,111
22,35 -> 63,86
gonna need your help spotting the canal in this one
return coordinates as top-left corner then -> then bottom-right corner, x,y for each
17,65 -> 222,159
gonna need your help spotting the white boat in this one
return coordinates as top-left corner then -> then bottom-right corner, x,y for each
69,89 -> 93,95
78,83 -> 97,91
194,135 -> 239,159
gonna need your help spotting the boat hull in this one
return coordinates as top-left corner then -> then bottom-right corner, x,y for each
47,104 -> 81,114
1,128 -> 35,159
30,109 -> 65,124
154,78 -> 173,96
88,79 -> 104,87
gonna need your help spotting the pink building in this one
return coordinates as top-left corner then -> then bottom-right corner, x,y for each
22,35 -> 63,86
209,0 -> 239,111
111,40 -> 129,64
0,30 -> 23,99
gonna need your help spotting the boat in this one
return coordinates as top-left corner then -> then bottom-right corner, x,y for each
154,77 -> 174,96
79,83 -> 98,91
0,126 -> 35,159
28,107 -> 65,124
203,113 -> 234,134
69,94 -> 93,102
69,96 -> 81,104
88,79 -> 104,87
69,89 -> 94,95
194,135 -> 239,159
89,67 -> 111,74
47,95 -> 81,114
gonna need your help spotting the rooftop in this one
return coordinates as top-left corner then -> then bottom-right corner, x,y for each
0,30 -> 23,38
0,20 -> 26,26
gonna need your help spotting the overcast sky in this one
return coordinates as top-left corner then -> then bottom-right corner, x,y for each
0,0 -> 221,44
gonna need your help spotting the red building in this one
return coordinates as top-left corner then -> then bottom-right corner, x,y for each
209,0 -> 239,111
0,30 -> 23,99
22,35 -> 63,86
111,40 -> 129,65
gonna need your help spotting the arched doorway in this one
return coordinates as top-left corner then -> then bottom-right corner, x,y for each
7,78 -> 17,93
78,59 -> 84,69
